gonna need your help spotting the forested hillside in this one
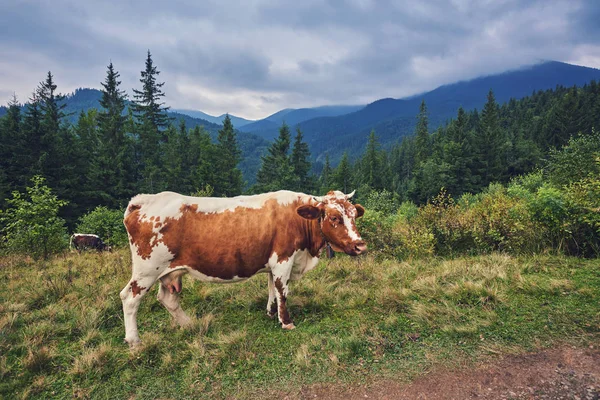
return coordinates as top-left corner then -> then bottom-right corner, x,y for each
299,61 -> 600,163
1,52 -> 599,238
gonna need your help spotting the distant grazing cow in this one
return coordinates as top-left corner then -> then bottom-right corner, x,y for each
120,190 -> 366,346
70,234 -> 110,252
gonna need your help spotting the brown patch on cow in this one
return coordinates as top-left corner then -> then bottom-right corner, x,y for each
128,204 -> 141,213
274,277 -> 292,325
157,198 -> 326,279
154,222 -> 162,228
130,280 -> 146,297
155,216 -> 160,222
179,203 -> 198,213
123,208 -> 161,259
149,216 -> 155,221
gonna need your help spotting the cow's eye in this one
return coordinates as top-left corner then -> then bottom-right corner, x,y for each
331,216 -> 339,223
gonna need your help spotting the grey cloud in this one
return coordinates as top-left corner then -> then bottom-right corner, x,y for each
0,0 -> 599,119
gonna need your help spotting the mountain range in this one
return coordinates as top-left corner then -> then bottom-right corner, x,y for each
2,60 -> 600,174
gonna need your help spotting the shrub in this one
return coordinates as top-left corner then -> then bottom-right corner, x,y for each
0,176 -> 69,259
546,130 -> 600,187
467,185 -> 540,254
356,209 -> 401,258
76,206 -> 128,247
363,190 -> 398,214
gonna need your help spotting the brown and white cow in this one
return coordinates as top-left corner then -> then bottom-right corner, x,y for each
120,190 -> 366,346
70,234 -> 110,252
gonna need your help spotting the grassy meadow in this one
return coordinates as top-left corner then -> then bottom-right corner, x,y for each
0,249 -> 599,399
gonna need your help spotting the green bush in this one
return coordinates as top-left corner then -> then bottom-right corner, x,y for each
363,189 -> 398,214
467,185 -> 540,254
356,209 -> 402,258
0,176 -> 69,259
546,130 -> 600,187
76,206 -> 128,247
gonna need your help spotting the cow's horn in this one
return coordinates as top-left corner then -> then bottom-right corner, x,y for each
346,190 -> 356,199
312,196 -> 324,202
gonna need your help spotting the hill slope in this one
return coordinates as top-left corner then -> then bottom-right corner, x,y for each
299,61 -> 600,162
171,109 -> 253,127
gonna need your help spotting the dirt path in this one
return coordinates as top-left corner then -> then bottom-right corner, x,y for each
285,346 -> 600,400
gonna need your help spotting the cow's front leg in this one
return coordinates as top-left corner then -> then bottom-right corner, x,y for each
266,272 -> 278,319
270,260 -> 294,330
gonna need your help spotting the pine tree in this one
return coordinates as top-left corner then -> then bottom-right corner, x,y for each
414,100 -> 430,166
333,152 -> 352,193
132,51 -> 170,130
132,51 -> 170,192
255,122 -> 294,192
442,107 -> 474,196
290,127 -> 313,192
189,125 -> 216,194
475,89 -> 505,187
214,115 -> 243,196
361,130 -> 384,190
319,153 -> 332,194
96,62 -> 133,206
0,94 -> 24,202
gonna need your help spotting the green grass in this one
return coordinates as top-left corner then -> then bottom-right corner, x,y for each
1,250 -> 599,399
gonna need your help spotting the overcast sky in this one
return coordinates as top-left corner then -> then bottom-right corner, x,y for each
0,0 -> 599,120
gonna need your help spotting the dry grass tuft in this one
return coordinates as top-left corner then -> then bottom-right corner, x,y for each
71,343 -> 112,376
23,346 -> 55,373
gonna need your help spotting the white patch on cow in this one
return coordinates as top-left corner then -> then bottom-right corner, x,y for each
127,190 -> 312,220
291,250 -> 320,281
72,233 -> 100,238
343,212 -> 361,241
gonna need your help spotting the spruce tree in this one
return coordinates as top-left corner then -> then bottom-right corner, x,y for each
414,100 -> 430,166
96,62 -> 133,206
0,94 -> 24,201
214,115 -> 243,196
476,89 -> 505,186
255,122 -> 294,192
132,51 -> 170,192
319,153 -> 332,194
361,130 -> 384,190
333,152 -> 352,193
189,125 -> 216,194
290,127 -> 313,192
132,51 -> 170,130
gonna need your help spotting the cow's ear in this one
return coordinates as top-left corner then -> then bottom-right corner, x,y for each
355,204 -> 365,218
297,205 -> 321,220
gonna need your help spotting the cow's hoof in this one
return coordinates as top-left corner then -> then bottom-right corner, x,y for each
282,323 -> 296,330
125,337 -> 142,348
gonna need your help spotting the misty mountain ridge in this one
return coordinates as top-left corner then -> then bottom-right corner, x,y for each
1,60 -> 599,170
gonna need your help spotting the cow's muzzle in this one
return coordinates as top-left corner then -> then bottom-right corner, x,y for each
349,240 -> 367,256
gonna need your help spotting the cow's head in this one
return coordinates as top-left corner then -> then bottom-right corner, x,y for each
297,190 -> 367,256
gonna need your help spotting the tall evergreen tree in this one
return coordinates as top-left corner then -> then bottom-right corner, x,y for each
132,51 -> 170,192
132,51 -> 170,130
333,152 -> 352,193
414,100 -> 430,166
189,125 -> 216,194
255,122 -> 294,192
290,127 -> 313,192
475,89 -> 505,187
361,130 -> 384,190
0,94 -> 24,201
96,62 -> 133,206
214,115 -> 243,196
319,153 -> 332,194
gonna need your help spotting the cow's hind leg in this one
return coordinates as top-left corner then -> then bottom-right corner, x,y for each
120,274 -> 158,347
158,270 -> 191,327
